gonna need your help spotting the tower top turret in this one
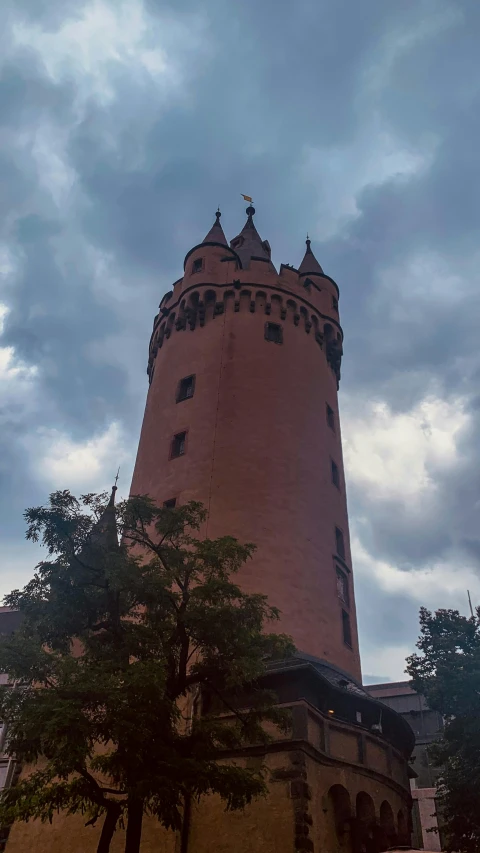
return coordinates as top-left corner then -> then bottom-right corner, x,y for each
202,208 -> 228,246
230,204 -> 272,268
298,235 -> 324,277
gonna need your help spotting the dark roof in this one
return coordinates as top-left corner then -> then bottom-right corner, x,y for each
298,238 -> 324,277
230,205 -> 272,268
202,209 -> 228,246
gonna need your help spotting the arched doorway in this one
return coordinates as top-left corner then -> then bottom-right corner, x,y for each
379,801 -> 396,850
397,809 -> 409,846
326,784 -> 353,852
354,792 -> 377,853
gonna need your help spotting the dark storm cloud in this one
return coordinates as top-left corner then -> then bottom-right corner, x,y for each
1,0 -> 480,676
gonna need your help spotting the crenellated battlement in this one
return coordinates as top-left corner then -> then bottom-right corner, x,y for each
147,280 -> 343,386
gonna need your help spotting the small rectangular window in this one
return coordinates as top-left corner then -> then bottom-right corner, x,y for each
163,498 -> 177,509
336,569 -> 349,606
335,527 -> 345,560
192,258 -> 204,273
332,296 -> 338,311
171,431 -> 187,459
177,375 -> 195,402
342,610 -> 352,648
326,404 -> 335,431
265,322 -> 283,344
331,459 -> 340,489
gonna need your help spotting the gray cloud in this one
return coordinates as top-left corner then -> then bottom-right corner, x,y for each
1,0 -> 480,678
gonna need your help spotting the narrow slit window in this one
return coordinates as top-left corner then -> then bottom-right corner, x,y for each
335,527 -> 345,560
163,498 -> 177,509
332,296 -> 338,311
192,258 -> 204,273
336,568 -> 349,606
331,459 -> 340,489
342,610 -> 352,648
265,322 -> 283,344
177,375 -> 195,402
171,432 -> 187,459
326,404 -> 335,431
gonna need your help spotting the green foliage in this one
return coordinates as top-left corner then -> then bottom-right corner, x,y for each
406,606 -> 480,853
0,491 -> 294,853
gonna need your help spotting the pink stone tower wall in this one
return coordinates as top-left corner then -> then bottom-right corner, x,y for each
130,209 -> 361,681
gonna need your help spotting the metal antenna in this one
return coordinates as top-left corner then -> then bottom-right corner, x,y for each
468,589 -> 474,618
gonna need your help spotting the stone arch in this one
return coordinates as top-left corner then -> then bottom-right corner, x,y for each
311,314 -> 323,347
203,289 -> 216,322
165,312 -> 175,339
326,785 -> 353,852
299,305 -> 311,332
255,290 -> 267,312
186,291 -> 200,329
223,289 -> 235,313
157,323 -> 165,348
240,289 -> 251,311
397,809 -> 408,846
286,298 -> 297,314
176,299 -> 187,331
324,322 -> 334,342
356,791 -> 375,825
187,290 -> 200,311
379,801 -> 396,849
354,792 -> 377,853
270,293 -> 283,318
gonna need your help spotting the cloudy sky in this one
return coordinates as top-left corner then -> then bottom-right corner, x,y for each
1,0 -> 480,682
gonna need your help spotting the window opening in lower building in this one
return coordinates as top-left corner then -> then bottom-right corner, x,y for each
335,527 -> 345,560
177,375 -> 195,402
265,322 -> 283,344
342,609 -> 352,648
171,432 -> 187,458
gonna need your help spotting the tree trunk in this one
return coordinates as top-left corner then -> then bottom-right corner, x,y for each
124,796 -> 144,853
97,804 -> 121,853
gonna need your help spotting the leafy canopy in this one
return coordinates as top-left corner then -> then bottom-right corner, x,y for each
406,606 -> 480,853
0,491 -> 294,853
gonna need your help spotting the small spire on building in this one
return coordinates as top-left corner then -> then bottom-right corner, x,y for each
243,204 -> 256,230
298,235 -> 324,277
202,208 -> 228,246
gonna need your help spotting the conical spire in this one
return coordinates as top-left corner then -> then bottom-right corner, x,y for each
89,483 -> 119,552
202,208 -> 227,246
230,205 -> 271,266
298,236 -> 324,277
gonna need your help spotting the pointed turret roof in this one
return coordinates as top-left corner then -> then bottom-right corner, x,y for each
202,208 -> 227,246
230,205 -> 271,267
298,237 -> 324,277
89,484 -> 119,552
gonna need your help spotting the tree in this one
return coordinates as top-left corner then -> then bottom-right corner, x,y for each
0,490 -> 294,853
406,606 -> 480,853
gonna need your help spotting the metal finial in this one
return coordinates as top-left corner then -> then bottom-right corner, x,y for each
215,207 -> 221,222
114,467 -> 120,488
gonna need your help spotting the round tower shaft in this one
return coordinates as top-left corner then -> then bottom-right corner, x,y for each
130,207 -> 361,681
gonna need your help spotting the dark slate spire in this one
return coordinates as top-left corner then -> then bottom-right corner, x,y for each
230,204 -> 271,266
89,483 -> 119,552
298,236 -> 324,277
202,208 -> 227,246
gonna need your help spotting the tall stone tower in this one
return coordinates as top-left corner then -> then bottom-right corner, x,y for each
128,206 -> 415,853
131,205 -> 359,680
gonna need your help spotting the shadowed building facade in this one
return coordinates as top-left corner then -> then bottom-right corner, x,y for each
5,207 -> 415,853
